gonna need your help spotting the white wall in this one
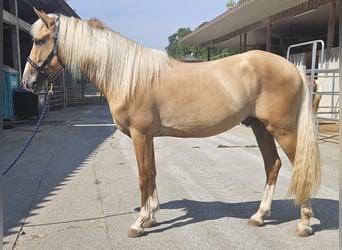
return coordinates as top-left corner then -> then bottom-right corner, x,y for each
317,47 -> 339,120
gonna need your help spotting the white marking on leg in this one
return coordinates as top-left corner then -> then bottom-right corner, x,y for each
149,189 -> 160,217
249,184 -> 275,225
259,184 -> 275,216
130,189 -> 159,232
130,205 -> 148,233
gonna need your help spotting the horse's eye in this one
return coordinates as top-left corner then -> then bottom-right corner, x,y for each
34,39 -> 46,47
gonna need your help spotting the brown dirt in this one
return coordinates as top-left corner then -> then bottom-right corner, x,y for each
318,121 -> 339,133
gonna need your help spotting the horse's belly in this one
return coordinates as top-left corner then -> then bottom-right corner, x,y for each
157,107 -> 248,137
154,67 -> 253,137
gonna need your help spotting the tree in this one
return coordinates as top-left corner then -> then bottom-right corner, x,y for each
165,27 -> 236,61
226,0 -> 236,9
164,2 -> 238,60
165,27 -> 206,60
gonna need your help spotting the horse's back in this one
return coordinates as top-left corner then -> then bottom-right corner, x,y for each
127,50 -> 303,137
199,50 -> 303,117
221,50 -> 301,87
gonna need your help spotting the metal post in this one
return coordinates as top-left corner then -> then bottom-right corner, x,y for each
62,69 -> 66,108
207,47 -> 211,61
339,2 -> 342,247
309,42 -> 317,105
239,33 -> 247,53
243,33 -> 247,52
0,0 -> 4,247
331,71 -> 336,115
326,0 -> 336,51
10,0 -> 22,81
266,18 -> 272,52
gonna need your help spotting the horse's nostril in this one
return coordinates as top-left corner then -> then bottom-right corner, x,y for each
20,77 -> 35,92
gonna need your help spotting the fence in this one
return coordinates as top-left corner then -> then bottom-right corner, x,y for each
48,69 -> 102,110
287,40 -> 339,123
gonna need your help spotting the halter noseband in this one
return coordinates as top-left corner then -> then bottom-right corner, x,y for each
27,14 -> 65,80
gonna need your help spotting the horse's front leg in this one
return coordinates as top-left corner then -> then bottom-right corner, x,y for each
247,119 -> 282,226
127,128 -> 159,238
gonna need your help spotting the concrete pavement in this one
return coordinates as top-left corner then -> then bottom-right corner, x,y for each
2,104 -> 339,249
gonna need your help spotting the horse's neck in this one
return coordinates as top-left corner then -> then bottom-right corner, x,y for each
60,16 -> 169,100
60,25 -> 112,93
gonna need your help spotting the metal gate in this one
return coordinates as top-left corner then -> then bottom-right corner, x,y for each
287,40 -> 339,124
48,69 -> 102,110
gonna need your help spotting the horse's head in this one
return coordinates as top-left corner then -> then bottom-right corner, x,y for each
22,8 -> 64,94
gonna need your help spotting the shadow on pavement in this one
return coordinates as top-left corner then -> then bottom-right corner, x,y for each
145,198 -> 338,235
2,105 -> 116,244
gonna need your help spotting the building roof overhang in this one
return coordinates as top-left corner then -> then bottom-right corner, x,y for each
179,0 -> 337,51
17,0 -> 79,25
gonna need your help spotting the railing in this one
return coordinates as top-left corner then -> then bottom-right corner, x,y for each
287,40 -> 339,124
48,69 -> 102,110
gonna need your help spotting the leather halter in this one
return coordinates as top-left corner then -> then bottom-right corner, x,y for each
27,14 -> 65,80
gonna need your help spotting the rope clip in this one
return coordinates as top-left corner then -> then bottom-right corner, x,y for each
48,83 -> 54,95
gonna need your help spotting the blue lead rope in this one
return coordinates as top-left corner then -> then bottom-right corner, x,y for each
3,90 -> 52,176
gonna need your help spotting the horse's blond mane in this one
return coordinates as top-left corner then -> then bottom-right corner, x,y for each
87,18 -> 106,30
32,14 -> 170,99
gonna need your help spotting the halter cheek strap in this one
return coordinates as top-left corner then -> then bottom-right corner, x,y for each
27,14 -> 65,80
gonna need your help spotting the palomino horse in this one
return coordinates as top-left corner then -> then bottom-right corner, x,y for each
22,9 -> 321,238
306,76 -> 322,113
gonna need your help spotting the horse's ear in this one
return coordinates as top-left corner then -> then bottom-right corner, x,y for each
33,7 -> 55,28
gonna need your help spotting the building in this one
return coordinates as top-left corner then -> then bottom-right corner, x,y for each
180,0 -> 338,56
2,0 -> 100,121
3,0 -> 78,77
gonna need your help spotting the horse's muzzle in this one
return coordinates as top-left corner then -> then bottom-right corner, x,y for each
21,69 -> 47,94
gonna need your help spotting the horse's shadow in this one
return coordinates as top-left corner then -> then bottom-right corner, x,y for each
140,198 -> 338,235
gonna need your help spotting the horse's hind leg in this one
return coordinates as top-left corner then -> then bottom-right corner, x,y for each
274,132 -> 314,237
127,128 -> 159,237
295,200 -> 313,236
247,118 -> 282,227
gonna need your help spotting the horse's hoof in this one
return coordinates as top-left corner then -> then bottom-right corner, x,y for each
127,227 -> 144,238
247,219 -> 262,227
295,225 -> 313,237
247,217 -> 263,227
143,218 -> 157,228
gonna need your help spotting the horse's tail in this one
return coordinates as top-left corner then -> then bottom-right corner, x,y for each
287,70 -> 321,205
